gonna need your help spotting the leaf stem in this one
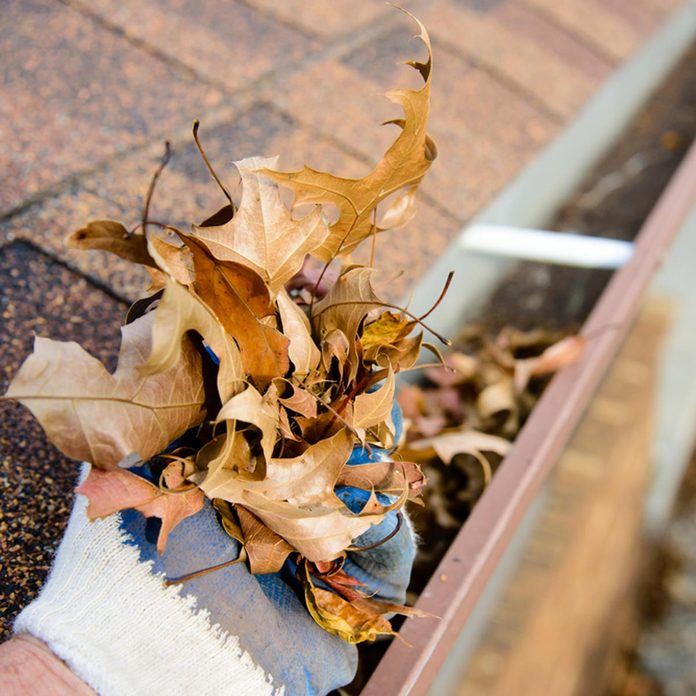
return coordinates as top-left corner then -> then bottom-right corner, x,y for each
192,120 -> 233,206
347,512 -> 402,552
163,548 -> 248,586
142,142 -> 172,237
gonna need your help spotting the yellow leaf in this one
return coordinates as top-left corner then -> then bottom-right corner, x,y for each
361,311 -> 413,350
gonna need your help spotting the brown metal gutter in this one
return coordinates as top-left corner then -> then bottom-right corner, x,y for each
362,138 -> 696,696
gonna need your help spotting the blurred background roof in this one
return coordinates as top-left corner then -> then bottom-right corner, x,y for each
1,0 -> 686,301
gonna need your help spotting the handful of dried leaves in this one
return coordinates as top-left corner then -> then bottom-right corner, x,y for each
4,16 -> 440,643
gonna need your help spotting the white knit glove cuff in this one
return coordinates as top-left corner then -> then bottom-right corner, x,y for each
14,492 -> 281,696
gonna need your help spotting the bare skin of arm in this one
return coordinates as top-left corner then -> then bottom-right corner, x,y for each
0,636 -> 95,696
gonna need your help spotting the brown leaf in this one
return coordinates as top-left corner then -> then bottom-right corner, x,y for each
321,329 -> 351,375
184,236 -> 289,386
5,311 -> 205,469
76,464 -> 160,516
137,478 -> 204,554
212,498 -> 244,543
278,384 -> 318,419
243,489 -> 380,563
476,379 -> 516,421
376,186 -> 418,230
196,428 -> 352,507
302,564 -> 395,643
236,505 -> 294,574
76,464 -> 204,553
67,220 -> 157,269
277,406 -> 300,442
190,157 -> 329,294
262,14 -> 435,261
140,278 -> 244,404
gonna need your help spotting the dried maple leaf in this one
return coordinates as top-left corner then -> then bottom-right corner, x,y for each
5,311 -> 205,470
190,157 -> 329,294
140,278 -> 244,404
76,464 -> 203,553
262,13 -> 436,261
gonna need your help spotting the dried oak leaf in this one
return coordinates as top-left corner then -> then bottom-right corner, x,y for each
190,157 -> 329,295
277,383 -> 318,419
196,428 -> 351,507
141,277 -> 244,404
337,460 -> 426,502
76,464 -> 203,553
194,426 -> 379,561
5,311 -> 205,470
184,236 -> 289,386
404,428 -> 511,483
302,563 -> 428,643
244,491 -> 381,563
262,13 -> 436,261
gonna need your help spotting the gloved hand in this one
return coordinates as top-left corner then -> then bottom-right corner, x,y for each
13,403 -> 415,696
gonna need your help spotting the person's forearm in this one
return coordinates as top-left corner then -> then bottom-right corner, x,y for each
0,635 -> 95,696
